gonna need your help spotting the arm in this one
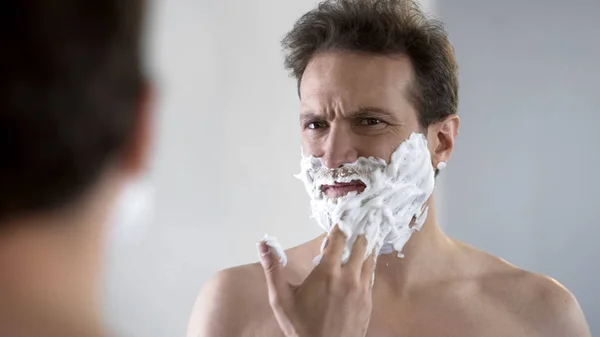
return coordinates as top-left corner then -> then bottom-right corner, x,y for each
546,289 -> 590,337
186,270 -> 246,337
530,277 -> 591,337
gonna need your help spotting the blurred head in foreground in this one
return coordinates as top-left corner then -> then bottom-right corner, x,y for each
0,1 -> 152,336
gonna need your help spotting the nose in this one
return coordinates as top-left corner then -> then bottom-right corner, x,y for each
321,123 -> 358,168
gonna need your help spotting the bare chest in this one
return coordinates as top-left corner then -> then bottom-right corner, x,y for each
365,315 -> 529,337
251,300 -> 540,337
253,312 -> 537,337
364,296 -> 541,337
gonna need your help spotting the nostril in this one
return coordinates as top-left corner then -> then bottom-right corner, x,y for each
321,157 -> 339,170
321,155 -> 358,170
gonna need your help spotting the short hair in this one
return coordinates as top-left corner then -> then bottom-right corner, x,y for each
0,0 -> 146,221
282,0 -> 458,129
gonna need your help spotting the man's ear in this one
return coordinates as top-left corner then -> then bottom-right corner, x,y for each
123,83 -> 154,176
427,114 -> 460,170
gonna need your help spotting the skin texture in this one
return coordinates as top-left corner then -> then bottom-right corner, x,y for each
187,52 -> 591,337
0,88 -> 153,337
259,227 -> 375,337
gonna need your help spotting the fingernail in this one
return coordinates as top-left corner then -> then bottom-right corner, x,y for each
259,241 -> 270,254
257,242 -> 270,265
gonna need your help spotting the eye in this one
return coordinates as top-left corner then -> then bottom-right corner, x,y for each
360,118 -> 384,126
306,121 -> 328,130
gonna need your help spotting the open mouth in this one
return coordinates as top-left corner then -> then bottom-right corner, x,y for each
320,180 -> 367,198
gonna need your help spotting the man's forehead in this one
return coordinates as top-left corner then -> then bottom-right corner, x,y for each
300,51 -> 414,90
298,84 -> 414,121
299,52 -> 415,115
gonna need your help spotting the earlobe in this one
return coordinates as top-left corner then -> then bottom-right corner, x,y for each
430,114 -> 460,168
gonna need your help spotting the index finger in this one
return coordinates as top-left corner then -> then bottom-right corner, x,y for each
319,225 -> 348,268
361,248 -> 377,286
345,234 -> 368,276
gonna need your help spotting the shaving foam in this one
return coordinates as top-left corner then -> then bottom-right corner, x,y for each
261,234 -> 288,267
296,132 -> 435,264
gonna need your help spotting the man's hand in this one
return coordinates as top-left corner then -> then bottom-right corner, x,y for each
258,226 -> 375,337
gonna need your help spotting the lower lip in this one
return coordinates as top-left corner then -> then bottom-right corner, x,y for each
323,184 -> 366,198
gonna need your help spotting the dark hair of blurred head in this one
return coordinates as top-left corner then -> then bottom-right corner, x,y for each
0,0 -> 147,222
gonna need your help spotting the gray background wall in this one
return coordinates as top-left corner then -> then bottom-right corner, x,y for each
438,0 -> 599,333
102,0 -> 599,336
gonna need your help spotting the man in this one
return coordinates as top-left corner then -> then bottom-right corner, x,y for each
188,0 -> 591,336
0,1 -> 151,336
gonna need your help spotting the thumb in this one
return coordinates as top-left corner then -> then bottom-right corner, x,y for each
257,237 -> 291,308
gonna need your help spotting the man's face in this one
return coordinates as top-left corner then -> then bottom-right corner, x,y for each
299,51 -> 424,199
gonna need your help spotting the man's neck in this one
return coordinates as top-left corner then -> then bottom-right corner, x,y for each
373,201 -> 459,294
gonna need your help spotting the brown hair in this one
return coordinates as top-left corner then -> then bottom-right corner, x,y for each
282,0 -> 458,129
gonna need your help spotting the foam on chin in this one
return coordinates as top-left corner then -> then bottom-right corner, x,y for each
296,132 -> 435,264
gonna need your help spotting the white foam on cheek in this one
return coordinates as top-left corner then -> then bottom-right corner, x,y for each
261,234 -> 288,267
295,132 -> 436,264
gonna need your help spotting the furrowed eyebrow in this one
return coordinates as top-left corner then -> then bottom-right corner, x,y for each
299,111 -> 323,124
299,107 -> 399,124
353,107 -> 397,120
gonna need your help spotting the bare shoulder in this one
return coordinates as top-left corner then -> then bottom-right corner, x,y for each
186,239 -> 317,337
508,270 -> 590,337
186,262 -> 271,337
464,245 -> 591,337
